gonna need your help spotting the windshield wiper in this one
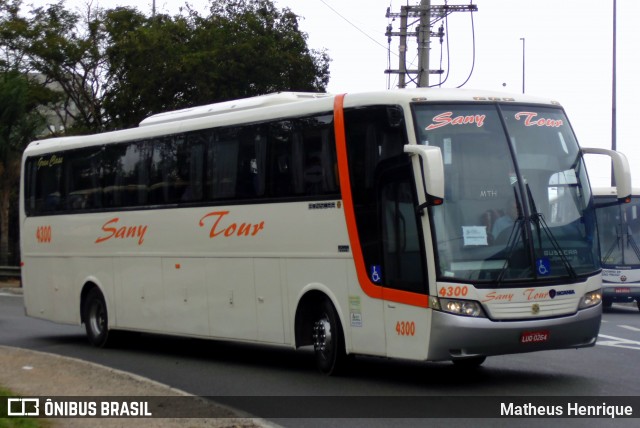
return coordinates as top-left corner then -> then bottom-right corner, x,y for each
495,187 -> 526,286
495,216 -> 525,285
526,183 -> 577,280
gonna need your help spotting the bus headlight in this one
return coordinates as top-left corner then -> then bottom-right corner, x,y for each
434,297 -> 485,318
579,289 -> 602,309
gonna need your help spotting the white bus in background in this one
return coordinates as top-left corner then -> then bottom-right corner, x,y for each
20,89 -> 631,375
593,187 -> 640,311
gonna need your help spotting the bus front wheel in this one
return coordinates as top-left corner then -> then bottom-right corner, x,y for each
312,299 -> 347,375
83,288 -> 110,348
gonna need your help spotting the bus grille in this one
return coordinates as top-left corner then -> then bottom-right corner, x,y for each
484,299 -> 579,320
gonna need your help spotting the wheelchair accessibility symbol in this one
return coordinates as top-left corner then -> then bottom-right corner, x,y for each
536,258 -> 551,276
370,265 -> 382,284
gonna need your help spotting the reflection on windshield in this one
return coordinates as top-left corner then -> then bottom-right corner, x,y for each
414,103 -> 599,285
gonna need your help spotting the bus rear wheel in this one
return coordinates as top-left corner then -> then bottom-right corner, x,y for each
452,356 -> 486,368
312,299 -> 347,375
83,288 -> 110,348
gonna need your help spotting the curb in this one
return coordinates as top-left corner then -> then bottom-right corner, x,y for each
0,345 -> 275,426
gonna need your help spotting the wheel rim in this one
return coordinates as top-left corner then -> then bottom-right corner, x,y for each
313,314 -> 334,362
89,299 -> 106,338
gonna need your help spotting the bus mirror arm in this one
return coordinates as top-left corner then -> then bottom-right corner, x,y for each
581,147 -> 632,203
404,145 -> 445,205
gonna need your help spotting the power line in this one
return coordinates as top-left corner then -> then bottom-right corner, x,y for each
455,5 -> 476,88
317,0 -> 389,52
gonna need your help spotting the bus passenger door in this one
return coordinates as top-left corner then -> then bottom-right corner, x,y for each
378,164 -> 430,359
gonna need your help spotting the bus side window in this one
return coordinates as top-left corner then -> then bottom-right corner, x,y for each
103,141 -> 150,208
180,131 -> 207,202
267,120 -> 294,198
65,147 -> 102,211
209,128 -> 239,200
24,160 -> 37,216
149,136 -> 177,205
235,126 -> 266,199
30,155 -> 64,214
267,115 -> 338,197
291,115 -> 337,197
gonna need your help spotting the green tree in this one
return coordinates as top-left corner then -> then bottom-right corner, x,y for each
0,0 -> 62,265
0,70 -> 49,265
101,7 -> 193,129
3,0 -> 330,131
103,0 -> 330,128
1,0 -> 106,134
25,1 -> 108,134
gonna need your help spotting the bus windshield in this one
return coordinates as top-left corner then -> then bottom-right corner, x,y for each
596,195 -> 640,268
413,103 -> 598,284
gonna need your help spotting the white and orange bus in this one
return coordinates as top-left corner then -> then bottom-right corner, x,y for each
20,89 -> 631,374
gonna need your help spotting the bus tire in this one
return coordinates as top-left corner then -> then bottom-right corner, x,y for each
83,288 -> 111,348
312,299 -> 347,375
452,356 -> 486,368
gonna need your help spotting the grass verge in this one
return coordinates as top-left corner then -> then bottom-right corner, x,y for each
0,387 -> 48,428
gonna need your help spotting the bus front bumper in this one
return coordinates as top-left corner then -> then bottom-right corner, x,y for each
426,304 -> 602,362
602,284 -> 640,304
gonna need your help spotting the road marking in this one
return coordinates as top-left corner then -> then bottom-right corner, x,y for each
597,334 -> 640,351
618,325 -> 640,332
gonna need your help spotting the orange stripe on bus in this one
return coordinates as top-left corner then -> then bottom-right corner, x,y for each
333,94 -> 428,308
383,287 -> 429,307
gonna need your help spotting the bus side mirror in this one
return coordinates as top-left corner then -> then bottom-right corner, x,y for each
404,145 -> 445,205
582,147 -> 632,203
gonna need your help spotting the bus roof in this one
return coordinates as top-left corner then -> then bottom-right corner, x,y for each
138,92 -> 332,127
138,89 -> 561,127
23,88 -> 564,156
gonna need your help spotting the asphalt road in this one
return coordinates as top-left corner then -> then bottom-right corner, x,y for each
2,292 -> 640,427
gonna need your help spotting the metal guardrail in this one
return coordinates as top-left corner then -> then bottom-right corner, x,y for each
0,266 -> 21,281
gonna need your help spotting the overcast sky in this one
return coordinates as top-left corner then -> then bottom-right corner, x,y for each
55,0 -> 640,187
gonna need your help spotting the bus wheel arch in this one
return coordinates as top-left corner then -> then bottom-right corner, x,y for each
294,290 -> 348,375
80,283 -> 112,348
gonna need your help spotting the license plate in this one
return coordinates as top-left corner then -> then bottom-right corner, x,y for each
520,330 -> 550,344
615,287 -> 631,293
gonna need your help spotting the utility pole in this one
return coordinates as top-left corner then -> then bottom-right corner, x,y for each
520,37 -> 525,94
386,1 -> 477,88
397,7 -> 409,89
611,0 -> 617,186
417,0 -> 432,87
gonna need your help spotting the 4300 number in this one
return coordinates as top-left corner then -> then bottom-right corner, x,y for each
439,285 -> 468,298
395,321 -> 416,336
36,225 -> 52,243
